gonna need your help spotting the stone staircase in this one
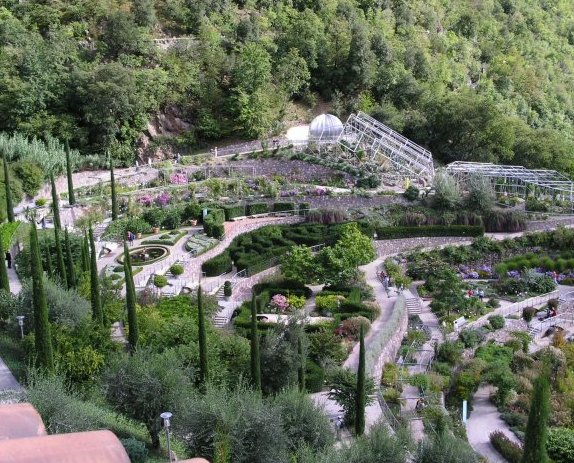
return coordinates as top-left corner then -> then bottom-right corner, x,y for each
405,296 -> 422,315
213,314 -> 230,327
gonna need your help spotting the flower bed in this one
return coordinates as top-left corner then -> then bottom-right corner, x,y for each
141,230 -> 187,246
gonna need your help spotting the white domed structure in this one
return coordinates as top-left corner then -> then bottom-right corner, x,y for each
308,114 -> 343,142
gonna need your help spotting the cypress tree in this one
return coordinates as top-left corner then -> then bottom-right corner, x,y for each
43,240 -> 53,275
3,151 -> 14,222
53,226 -> 67,288
297,336 -> 306,393
123,242 -> 138,352
29,220 -> 54,371
89,228 -> 103,325
355,324 -> 366,436
522,375 -> 550,463
197,285 -> 208,385
0,234 -> 9,292
65,141 -> 75,206
80,232 -> 89,273
64,228 -> 75,289
110,156 -> 118,221
250,294 -> 261,390
50,174 -> 61,230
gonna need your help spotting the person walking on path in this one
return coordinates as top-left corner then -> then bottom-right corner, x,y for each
5,250 -> 12,269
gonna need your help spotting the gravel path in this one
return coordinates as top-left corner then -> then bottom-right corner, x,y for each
467,385 -> 522,463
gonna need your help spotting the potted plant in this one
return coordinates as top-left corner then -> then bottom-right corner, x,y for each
153,274 -> 168,289
223,280 -> 232,299
136,232 -> 142,239
170,264 -> 184,278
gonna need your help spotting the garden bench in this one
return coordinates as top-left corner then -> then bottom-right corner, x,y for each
453,316 -> 467,332
230,216 -> 247,221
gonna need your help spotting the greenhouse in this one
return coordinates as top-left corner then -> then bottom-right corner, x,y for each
337,111 -> 435,181
308,114 -> 344,142
446,161 -> 574,213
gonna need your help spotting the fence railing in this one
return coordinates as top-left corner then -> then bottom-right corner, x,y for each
462,290 -> 560,331
376,391 -> 401,431
530,311 -> 574,339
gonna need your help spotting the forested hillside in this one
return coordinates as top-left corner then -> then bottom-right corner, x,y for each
1,0 -> 574,171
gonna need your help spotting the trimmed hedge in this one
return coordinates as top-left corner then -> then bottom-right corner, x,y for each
305,360 -> 325,393
298,202 -> 310,215
246,203 -> 269,215
374,225 -> 484,239
273,202 -> 295,212
203,209 -> 225,239
202,223 -> 343,276
202,252 -> 232,276
253,279 -> 313,298
223,204 -> 246,220
489,431 -> 522,463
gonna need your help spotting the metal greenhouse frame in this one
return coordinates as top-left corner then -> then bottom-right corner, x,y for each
446,161 -> 574,213
337,111 -> 435,181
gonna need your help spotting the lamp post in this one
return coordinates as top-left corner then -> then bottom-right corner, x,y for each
16,316 -> 24,339
160,412 -> 173,462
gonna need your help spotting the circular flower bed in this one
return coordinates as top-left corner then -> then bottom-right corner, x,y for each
116,246 -> 170,266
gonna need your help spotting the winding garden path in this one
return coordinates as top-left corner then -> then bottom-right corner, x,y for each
466,385 -> 522,463
0,259 -> 24,393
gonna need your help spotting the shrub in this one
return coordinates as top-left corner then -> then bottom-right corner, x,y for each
162,208 -> 182,229
169,264 -> 184,276
305,360 -> 325,393
374,225 -> 484,239
143,208 -> 166,228
223,204 -> 246,220
488,315 -> 505,330
202,252 -> 232,276
246,203 -> 269,215
339,316 -> 370,339
459,329 -> 485,348
153,275 -> 168,288
547,427 -> 574,463
12,161 -> 44,197
103,217 -> 151,241
35,198 -> 47,207
203,210 -> 225,239
432,170 -> 462,209
273,202 -> 295,212
120,438 -> 149,463
437,341 -> 464,365
223,280 -> 232,297
403,185 -> 420,201
489,431 -> 523,463
316,294 -> 342,313
484,210 -> 526,233
487,298 -> 500,308
355,174 -> 380,188
523,306 -> 537,322
306,209 -> 347,224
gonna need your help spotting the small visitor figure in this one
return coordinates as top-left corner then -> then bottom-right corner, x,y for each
5,250 -> 12,269
127,231 -> 135,246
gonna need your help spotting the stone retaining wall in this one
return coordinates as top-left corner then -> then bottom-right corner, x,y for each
370,296 -> 409,381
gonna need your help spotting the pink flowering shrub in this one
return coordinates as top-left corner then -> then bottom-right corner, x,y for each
270,294 -> 289,313
170,173 -> 188,185
155,192 -> 171,206
138,194 -> 153,206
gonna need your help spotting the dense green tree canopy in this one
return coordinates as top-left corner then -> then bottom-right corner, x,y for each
0,0 -> 574,170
